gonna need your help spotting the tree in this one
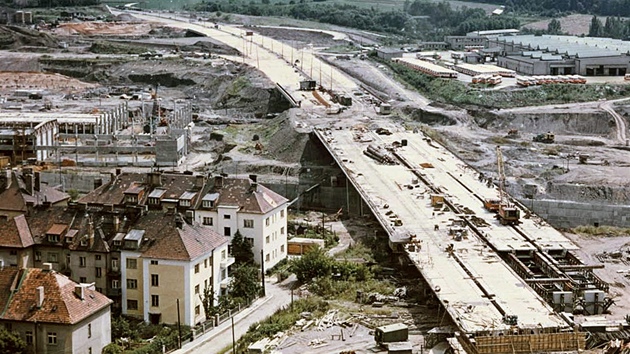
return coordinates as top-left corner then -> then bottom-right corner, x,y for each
589,15 -> 604,37
231,230 -> 255,265
0,327 -> 26,354
228,264 -> 262,302
290,246 -> 334,282
547,18 -> 562,34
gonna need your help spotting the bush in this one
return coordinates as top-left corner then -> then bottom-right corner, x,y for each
290,246 -> 334,282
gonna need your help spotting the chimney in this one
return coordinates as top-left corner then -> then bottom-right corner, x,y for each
36,286 -> 44,308
175,214 -> 184,229
34,171 -> 41,192
88,216 -> 94,248
74,284 -> 85,300
147,171 -> 162,187
214,175 -> 223,189
195,175 -> 205,189
249,174 -> 258,191
24,172 -> 34,196
113,215 -> 120,232
93,177 -> 103,190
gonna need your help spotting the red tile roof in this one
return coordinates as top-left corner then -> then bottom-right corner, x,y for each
133,212 -> 229,261
0,215 -> 34,248
0,268 -> 112,324
207,178 -> 288,214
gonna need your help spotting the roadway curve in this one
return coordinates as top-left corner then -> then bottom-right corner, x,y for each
111,9 -> 362,111
600,99 -> 628,144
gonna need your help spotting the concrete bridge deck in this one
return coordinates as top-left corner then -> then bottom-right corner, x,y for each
314,127 -> 568,334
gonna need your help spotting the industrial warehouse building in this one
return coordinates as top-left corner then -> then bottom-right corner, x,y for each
489,35 -> 630,76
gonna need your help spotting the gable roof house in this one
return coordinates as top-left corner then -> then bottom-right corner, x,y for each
0,266 -> 112,354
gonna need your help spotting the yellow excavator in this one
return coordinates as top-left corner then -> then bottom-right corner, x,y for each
496,146 -> 520,225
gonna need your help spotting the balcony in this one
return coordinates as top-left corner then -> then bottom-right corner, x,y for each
220,257 -> 235,269
107,288 -> 122,297
219,276 -> 232,289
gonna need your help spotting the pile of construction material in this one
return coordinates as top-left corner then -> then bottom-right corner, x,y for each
363,144 -> 397,165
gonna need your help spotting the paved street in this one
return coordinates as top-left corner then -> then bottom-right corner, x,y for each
175,277 -> 295,354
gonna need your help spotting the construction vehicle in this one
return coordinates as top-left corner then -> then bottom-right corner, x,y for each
496,146 -> 520,225
533,132 -> 555,143
483,198 -> 501,212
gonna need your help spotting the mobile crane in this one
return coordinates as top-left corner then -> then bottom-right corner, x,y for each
496,146 -> 520,225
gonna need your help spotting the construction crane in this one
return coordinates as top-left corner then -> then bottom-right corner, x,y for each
496,146 -> 520,225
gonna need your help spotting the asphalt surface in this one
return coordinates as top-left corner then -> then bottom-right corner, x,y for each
175,276 -> 295,354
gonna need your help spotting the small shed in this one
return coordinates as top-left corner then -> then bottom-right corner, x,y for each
287,237 -> 325,255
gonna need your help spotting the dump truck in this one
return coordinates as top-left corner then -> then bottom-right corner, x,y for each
533,132 -> 555,143
374,323 -> 409,345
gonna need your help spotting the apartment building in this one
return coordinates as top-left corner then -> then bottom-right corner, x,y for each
194,175 -> 289,269
0,266 -> 112,354
120,211 -> 230,326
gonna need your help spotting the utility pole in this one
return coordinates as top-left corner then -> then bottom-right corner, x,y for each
231,316 -> 236,353
260,249 -> 266,297
176,299 -> 182,348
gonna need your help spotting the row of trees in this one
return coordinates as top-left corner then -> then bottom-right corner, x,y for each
191,0 -> 520,40
588,15 -> 630,39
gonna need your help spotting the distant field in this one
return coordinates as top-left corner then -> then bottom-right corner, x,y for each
522,14 -> 621,35
109,0 -> 502,13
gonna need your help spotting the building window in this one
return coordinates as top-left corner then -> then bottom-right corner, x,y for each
194,264 -> 200,273
151,274 -> 159,287
96,267 -> 102,278
281,209 -> 285,218
221,249 -> 226,260
151,295 -> 159,307
204,279 -> 208,289
195,284 -> 200,294
48,253 -> 58,263
151,260 -> 158,265
89,348 -> 92,354
126,258 -> 137,269
202,200 -> 215,208
204,259 -> 208,268
265,253 -> 270,262
195,305 -> 200,316
47,332 -> 57,345
25,331 -> 33,345
35,251 -> 41,261
203,217 -> 213,226
244,219 -> 254,228
88,324 -> 92,338
223,214 -> 231,219
79,256 -> 87,267
265,217 -> 270,226
127,300 -> 138,310
127,279 -> 138,289
265,236 -> 270,244
112,258 -> 119,271
95,255 -> 101,261
112,279 -> 120,289
80,277 -> 87,283
180,199 -> 191,207
281,227 -> 285,235
48,235 -> 59,243
224,227 -> 231,237
9,250 -> 16,255
281,245 -> 285,253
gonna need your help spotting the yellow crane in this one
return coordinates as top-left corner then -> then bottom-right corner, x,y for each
496,146 -> 520,225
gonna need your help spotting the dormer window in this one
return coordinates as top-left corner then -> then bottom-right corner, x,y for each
202,193 -> 219,209
125,195 -> 137,204
48,234 -> 60,243
80,239 -> 88,247
46,224 -> 67,243
179,191 -> 196,208
123,230 -> 145,250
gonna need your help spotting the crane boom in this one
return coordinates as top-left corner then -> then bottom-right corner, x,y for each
496,145 -> 507,206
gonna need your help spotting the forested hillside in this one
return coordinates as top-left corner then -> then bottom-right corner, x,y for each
464,0 -> 630,16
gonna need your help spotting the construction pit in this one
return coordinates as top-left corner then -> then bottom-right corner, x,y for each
2,9 -> 630,353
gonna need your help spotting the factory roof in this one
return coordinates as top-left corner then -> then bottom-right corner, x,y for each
0,112 -> 100,124
497,35 -> 630,58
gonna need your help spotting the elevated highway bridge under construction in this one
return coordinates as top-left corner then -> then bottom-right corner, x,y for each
313,127 -> 612,354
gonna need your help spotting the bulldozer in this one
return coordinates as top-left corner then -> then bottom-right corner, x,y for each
533,132 -> 555,143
